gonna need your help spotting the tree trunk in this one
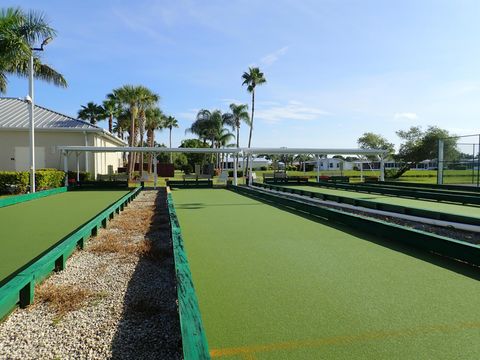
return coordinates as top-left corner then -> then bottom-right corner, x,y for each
389,163 -> 415,179
109,115 -> 113,133
128,108 -> 136,179
245,90 -> 255,178
169,127 -> 173,163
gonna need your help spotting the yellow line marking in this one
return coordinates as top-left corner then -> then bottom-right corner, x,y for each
210,321 -> 480,358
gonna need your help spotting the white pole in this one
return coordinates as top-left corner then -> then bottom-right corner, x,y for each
360,162 -> 364,182
437,139 -> 444,185
233,154 -> 238,186
316,155 -> 320,182
248,154 -> 253,186
76,152 -> 80,182
63,151 -> 69,187
380,156 -> 385,181
28,54 -> 36,193
84,132 -> 89,173
153,154 -> 158,189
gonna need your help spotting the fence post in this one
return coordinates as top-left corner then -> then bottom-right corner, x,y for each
437,139 -> 444,185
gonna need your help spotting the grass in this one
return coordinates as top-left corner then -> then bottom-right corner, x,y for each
36,283 -> 97,318
173,189 -> 480,359
0,189 -> 130,284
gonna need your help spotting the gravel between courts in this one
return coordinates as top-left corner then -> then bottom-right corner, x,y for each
0,190 -> 182,360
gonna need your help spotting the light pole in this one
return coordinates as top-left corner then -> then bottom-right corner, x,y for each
28,37 -> 52,193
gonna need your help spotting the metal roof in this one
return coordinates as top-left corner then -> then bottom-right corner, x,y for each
0,97 -> 100,130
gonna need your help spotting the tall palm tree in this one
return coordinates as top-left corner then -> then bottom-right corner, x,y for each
108,85 -> 142,177
164,116 -> 179,163
242,67 -> 266,176
145,107 -> 164,171
0,7 -> 67,93
222,103 -> 250,169
102,98 -> 120,133
78,102 -> 105,125
136,87 -> 159,175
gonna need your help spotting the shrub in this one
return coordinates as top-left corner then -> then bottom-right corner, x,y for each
67,171 -> 91,182
228,170 -> 244,177
260,166 -> 267,171
181,164 -> 193,175
36,170 -> 65,190
0,171 -> 29,194
286,165 -> 297,171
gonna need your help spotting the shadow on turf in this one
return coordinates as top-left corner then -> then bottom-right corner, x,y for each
111,190 -> 182,360
234,189 -> 480,282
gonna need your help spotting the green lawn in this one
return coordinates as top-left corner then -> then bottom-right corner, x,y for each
0,189 -> 130,284
172,189 -> 480,359
280,185 -> 480,217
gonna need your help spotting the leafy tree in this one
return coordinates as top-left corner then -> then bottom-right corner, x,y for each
0,7 -> 67,93
77,102 -> 105,125
180,138 -> 209,169
393,126 -> 459,178
357,132 -> 395,161
242,67 -> 266,173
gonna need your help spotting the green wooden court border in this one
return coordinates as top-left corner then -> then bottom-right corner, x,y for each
0,187 -> 67,209
369,180 -> 480,193
253,182 -> 480,227
167,192 -> 210,360
300,181 -> 480,205
0,187 -> 141,321
230,185 -> 480,267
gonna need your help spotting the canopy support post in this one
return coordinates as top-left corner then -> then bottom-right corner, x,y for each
63,151 -> 69,187
153,154 -> 158,190
76,152 -> 80,182
248,154 -> 253,186
233,154 -> 238,186
379,156 -> 385,181
316,155 -> 320,182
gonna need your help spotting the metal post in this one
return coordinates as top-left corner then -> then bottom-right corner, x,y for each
379,156 -> 385,181
477,135 -> 480,187
63,151 -> 69,187
316,155 -> 320,182
360,162 -> 364,182
248,154 -> 253,186
233,154 -> 238,186
76,152 -> 80,182
28,54 -> 36,193
84,132 -> 89,173
437,139 -> 444,185
153,154 -> 158,190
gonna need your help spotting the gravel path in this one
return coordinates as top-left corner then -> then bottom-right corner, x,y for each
0,190 -> 182,360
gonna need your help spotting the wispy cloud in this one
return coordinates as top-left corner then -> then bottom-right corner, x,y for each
256,101 -> 329,124
260,46 -> 289,66
393,112 -> 418,121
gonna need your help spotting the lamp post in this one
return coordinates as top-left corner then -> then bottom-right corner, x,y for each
28,37 -> 52,193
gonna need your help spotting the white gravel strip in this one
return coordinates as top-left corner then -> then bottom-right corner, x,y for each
0,190 -> 181,360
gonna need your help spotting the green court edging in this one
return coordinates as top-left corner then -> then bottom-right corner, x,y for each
167,179 -> 213,189
0,187 -> 67,209
167,192 -> 210,360
303,181 -> 480,205
0,187 -> 141,321
252,182 -> 480,226
231,185 -> 480,267
372,181 -> 480,192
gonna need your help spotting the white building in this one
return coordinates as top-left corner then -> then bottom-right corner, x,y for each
0,97 -> 126,176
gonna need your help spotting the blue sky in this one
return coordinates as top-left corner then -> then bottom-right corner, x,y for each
3,0 -> 480,149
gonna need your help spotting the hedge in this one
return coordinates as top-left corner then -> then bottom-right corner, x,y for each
0,170 -> 65,194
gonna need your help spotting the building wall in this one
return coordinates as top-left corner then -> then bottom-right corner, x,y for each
92,135 -> 123,176
0,130 -> 122,174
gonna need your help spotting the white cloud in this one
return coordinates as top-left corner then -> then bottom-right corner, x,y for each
260,46 -> 289,66
256,101 -> 329,124
393,112 -> 418,121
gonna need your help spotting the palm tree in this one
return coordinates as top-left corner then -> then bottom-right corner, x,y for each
136,87 -> 160,175
102,98 -> 120,133
164,116 -> 179,163
145,107 -> 164,171
222,103 -> 249,169
242,67 -> 266,176
108,85 -> 142,177
0,7 -> 67,93
78,102 -> 105,125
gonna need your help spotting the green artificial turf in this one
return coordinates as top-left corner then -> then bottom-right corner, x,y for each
172,188 -> 480,359
0,189 -> 130,284
282,185 -> 480,219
